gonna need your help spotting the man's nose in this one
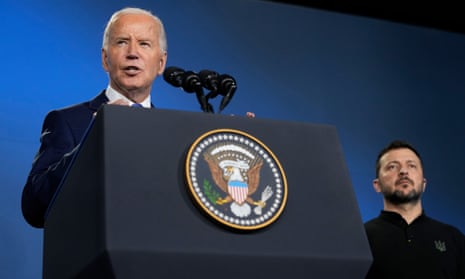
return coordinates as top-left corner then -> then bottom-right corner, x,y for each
126,41 -> 139,59
399,166 -> 408,175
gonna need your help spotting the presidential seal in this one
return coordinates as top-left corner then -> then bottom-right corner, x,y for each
185,129 -> 287,231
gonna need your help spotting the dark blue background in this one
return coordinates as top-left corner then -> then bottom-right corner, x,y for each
1,0 -> 464,278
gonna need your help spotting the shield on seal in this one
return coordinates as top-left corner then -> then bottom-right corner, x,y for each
228,179 -> 248,205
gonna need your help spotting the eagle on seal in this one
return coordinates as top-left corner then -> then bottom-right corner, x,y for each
204,152 -> 264,217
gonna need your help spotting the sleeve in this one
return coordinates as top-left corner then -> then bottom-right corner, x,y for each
21,110 -> 80,228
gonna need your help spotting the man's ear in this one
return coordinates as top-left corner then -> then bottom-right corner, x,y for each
102,48 -> 109,72
373,178 -> 381,193
157,51 -> 167,75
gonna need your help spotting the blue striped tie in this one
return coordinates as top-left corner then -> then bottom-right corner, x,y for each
131,103 -> 143,108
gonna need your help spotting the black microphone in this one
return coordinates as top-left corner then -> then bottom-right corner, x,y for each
163,66 -> 211,112
181,71 -> 213,113
163,66 -> 185,87
199,69 -> 220,94
181,71 -> 202,93
163,66 -> 235,114
217,74 -> 237,112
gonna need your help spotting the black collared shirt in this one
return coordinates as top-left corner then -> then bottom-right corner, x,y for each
365,211 -> 465,279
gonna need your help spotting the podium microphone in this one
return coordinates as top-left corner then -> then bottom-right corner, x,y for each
163,66 -> 235,114
217,74 -> 237,113
182,71 -> 212,113
180,71 -> 201,93
163,67 -> 212,113
199,69 -> 220,99
163,66 -> 185,87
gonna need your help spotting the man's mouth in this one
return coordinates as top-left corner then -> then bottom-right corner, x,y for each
396,178 -> 413,186
123,66 -> 141,75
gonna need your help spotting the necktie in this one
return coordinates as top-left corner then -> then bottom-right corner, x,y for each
131,103 -> 143,108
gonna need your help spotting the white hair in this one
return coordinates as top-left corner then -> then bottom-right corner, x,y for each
102,7 -> 167,52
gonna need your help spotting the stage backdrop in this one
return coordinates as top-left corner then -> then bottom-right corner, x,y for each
1,0 -> 464,278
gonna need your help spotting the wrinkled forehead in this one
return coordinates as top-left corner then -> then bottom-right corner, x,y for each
110,14 -> 160,38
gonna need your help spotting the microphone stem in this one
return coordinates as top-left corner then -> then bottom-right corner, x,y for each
194,87 -> 213,113
218,85 -> 236,114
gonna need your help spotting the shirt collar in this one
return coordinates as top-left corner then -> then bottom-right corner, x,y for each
379,210 -> 426,227
105,85 -> 151,108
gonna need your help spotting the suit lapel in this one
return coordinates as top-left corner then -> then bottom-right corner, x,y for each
89,90 -> 109,112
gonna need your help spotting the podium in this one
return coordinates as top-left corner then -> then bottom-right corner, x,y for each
43,105 -> 372,278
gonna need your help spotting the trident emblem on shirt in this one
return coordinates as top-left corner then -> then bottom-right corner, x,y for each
434,240 -> 446,252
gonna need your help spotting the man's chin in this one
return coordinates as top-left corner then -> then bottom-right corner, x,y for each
121,82 -> 143,90
384,190 -> 421,205
117,82 -> 149,94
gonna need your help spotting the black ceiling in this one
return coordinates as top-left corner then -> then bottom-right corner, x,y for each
264,1 -> 465,35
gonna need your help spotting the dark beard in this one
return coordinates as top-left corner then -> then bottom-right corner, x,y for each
383,189 -> 422,205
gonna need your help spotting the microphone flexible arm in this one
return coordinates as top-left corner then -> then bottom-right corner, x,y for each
194,86 -> 213,113
217,74 -> 237,113
218,84 -> 236,113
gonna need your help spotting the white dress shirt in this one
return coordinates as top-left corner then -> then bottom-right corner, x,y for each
105,86 -> 151,108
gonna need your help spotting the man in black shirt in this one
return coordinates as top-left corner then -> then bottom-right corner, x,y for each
364,140 -> 465,278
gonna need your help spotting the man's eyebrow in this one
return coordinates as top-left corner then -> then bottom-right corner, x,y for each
137,37 -> 154,42
111,35 -> 129,40
385,159 -> 418,165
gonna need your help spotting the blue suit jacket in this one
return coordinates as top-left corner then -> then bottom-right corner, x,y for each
22,91 -> 109,228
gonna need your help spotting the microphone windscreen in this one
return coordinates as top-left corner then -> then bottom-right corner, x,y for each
199,69 -> 219,91
217,74 -> 237,96
163,66 -> 185,87
181,71 -> 202,93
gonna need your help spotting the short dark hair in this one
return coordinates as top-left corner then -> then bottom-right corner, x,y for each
375,140 -> 423,177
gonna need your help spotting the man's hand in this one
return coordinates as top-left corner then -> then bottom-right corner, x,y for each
246,112 -> 255,118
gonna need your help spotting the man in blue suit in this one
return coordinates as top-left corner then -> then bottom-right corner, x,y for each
21,7 -> 168,228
